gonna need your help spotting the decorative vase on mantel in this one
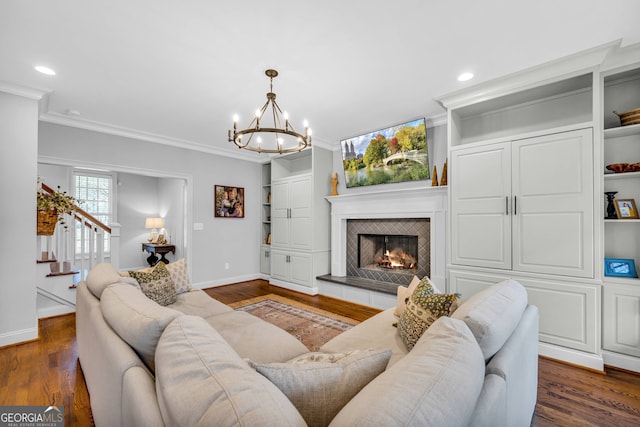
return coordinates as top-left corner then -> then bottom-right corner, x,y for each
605,191 -> 618,219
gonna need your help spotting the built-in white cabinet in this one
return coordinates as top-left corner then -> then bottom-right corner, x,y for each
271,175 -> 312,250
436,43 -> 618,370
603,283 -> 640,358
451,128 -> 594,278
600,57 -> 640,365
269,146 -> 333,294
260,244 -> 270,275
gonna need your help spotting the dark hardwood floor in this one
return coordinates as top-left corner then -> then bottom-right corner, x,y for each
0,279 -> 638,426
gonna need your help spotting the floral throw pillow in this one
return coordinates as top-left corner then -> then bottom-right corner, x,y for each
129,262 -> 177,306
165,258 -> 192,294
398,279 -> 460,350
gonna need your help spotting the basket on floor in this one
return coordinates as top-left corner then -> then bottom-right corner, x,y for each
37,209 -> 58,236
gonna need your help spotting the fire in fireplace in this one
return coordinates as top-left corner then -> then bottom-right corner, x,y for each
358,234 -> 418,274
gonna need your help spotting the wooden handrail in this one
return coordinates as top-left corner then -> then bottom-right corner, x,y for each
41,182 -> 112,234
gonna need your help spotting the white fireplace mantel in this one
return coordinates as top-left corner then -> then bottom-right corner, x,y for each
325,185 -> 448,291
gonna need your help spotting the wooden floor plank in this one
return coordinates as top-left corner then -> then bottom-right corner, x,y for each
0,279 -> 638,426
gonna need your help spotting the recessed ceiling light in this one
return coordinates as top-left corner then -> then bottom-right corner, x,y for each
457,72 -> 474,82
35,65 -> 56,76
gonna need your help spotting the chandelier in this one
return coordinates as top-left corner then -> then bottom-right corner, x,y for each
228,69 -> 311,154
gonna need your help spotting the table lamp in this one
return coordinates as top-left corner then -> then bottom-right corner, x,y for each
145,217 -> 164,242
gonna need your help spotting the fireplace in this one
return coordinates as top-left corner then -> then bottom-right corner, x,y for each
358,234 -> 418,273
320,186 -> 447,302
347,218 -> 429,286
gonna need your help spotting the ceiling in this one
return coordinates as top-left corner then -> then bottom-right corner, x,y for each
1,1 -> 639,162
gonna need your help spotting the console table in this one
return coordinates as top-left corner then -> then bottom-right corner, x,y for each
141,243 -> 176,266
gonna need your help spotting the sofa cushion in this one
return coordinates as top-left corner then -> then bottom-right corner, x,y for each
101,283 -> 181,372
320,308 -> 409,367
85,263 -> 123,299
249,349 -> 391,427
451,279 -> 528,361
169,289 -> 233,318
397,279 -> 459,350
329,317 -> 485,427
206,311 -> 309,363
165,258 -> 192,294
129,262 -> 177,306
155,315 -> 306,427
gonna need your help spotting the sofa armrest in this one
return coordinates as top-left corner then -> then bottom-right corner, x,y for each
486,305 -> 539,427
122,368 -> 164,427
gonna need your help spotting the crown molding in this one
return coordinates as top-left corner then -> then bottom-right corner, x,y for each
0,80 -> 50,100
435,39 -> 621,110
39,112 -> 267,163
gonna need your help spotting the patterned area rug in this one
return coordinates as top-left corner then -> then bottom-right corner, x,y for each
229,294 -> 359,351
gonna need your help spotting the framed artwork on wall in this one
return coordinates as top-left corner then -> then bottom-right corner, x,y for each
214,185 -> 244,218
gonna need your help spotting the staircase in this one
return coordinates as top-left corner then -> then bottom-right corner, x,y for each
36,182 -> 120,318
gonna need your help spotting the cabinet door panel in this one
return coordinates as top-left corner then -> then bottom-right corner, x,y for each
603,284 -> 640,357
512,129 -> 594,277
290,176 -> 312,249
270,250 -> 289,281
290,253 -> 312,287
451,142 -> 511,269
271,181 -> 290,247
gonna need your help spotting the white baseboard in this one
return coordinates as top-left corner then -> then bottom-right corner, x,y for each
0,327 -> 38,347
539,342 -> 604,371
268,278 -> 318,295
193,273 -> 263,289
38,304 -> 75,319
602,350 -> 640,373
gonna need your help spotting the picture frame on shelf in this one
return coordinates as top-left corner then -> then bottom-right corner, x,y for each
614,198 -> 639,219
604,258 -> 638,278
214,185 -> 245,218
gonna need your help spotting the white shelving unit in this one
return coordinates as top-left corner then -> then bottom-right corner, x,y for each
260,163 -> 271,276
600,64 -> 640,367
269,146 -> 333,294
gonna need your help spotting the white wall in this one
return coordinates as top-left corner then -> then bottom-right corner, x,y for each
38,122 -> 262,287
159,177 -> 186,259
117,172 -> 162,269
0,91 -> 39,346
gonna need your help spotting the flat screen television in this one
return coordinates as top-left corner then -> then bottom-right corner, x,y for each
340,118 -> 429,188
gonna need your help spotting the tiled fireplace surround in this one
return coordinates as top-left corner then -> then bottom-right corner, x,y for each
319,186 -> 447,309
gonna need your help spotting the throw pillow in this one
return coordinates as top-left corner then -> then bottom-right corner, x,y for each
247,348 -> 392,427
398,279 -> 459,350
394,275 -> 442,317
129,262 -> 177,306
165,258 -> 192,294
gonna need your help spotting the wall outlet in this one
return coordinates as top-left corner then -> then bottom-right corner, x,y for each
193,222 -> 204,231
224,262 -> 230,270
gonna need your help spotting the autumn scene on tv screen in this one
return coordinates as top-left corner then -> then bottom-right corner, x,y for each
341,118 -> 429,188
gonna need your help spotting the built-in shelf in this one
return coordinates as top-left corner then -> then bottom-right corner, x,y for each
604,171 -> 640,180
604,219 -> 640,223
604,123 -> 640,138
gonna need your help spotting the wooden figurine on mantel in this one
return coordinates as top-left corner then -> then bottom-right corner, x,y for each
431,165 -> 438,186
440,159 -> 448,186
331,172 -> 339,196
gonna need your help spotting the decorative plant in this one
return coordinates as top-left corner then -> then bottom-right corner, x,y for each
37,179 -> 82,229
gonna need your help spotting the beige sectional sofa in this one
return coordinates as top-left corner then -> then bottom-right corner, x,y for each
76,263 -> 539,427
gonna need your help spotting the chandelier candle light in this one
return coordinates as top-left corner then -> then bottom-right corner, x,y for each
228,69 -> 311,154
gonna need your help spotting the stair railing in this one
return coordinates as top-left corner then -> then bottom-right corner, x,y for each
40,182 -> 120,275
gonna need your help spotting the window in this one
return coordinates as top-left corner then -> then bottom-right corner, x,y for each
74,172 -> 115,255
